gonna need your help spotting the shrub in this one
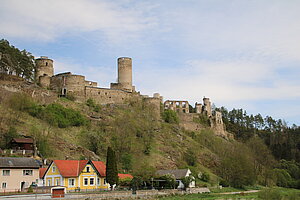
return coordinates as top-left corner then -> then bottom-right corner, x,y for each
41,103 -> 87,128
86,98 -> 101,112
219,179 -> 230,187
273,168 -> 292,187
162,110 -> 179,124
159,174 -> 177,189
86,98 -> 96,107
258,188 -> 282,200
201,172 -> 210,182
193,114 -> 211,127
182,175 -> 194,190
27,186 -> 33,193
119,178 -> 132,187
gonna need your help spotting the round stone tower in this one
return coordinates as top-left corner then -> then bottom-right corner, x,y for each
118,57 -> 132,91
35,56 -> 54,87
35,56 -> 54,79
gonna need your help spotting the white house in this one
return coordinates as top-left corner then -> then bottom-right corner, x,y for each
156,168 -> 195,189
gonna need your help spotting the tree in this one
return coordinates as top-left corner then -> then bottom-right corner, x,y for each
181,175 -> 194,190
162,110 -> 179,124
106,146 -> 118,190
0,39 -> 35,80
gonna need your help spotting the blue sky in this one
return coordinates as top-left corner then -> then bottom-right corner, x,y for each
1,0 -> 300,125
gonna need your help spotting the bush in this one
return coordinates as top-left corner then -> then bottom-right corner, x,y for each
273,169 -> 292,187
162,110 -> 179,124
27,186 -> 33,193
258,188 -> 282,200
86,98 -> 96,107
119,178 -> 132,187
41,103 -> 87,128
182,175 -> 194,190
159,174 -> 178,189
219,179 -> 230,187
201,172 -> 210,182
193,114 -> 211,127
86,98 -> 101,112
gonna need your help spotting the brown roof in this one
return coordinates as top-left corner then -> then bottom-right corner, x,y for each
0,157 -> 40,168
12,138 -> 34,144
156,169 -> 190,179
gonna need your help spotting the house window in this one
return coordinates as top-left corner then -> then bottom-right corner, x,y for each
97,178 -> 100,186
23,170 -> 33,176
68,178 -> 75,187
52,166 -> 56,173
84,178 -> 88,186
86,166 -> 90,173
104,179 -> 106,184
90,178 -> 94,186
2,182 -> 7,189
2,170 -> 10,176
47,179 -> 51,186
55,179 -> 60,186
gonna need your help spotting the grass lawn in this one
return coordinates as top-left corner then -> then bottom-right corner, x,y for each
157,187 -> 300,200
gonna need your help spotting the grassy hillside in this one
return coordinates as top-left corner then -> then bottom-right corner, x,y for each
0,77 -> 299,189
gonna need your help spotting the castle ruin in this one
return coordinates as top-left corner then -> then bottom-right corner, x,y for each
34,56 -> 226,136
35,56 -> 161,110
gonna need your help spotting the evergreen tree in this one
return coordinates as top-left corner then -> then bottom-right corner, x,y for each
106,146 -> 118,190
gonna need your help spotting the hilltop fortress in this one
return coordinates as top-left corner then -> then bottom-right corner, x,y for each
34,56 -> 226,137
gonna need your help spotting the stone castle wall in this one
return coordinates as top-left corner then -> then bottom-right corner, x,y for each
50,73 -> 85,99
143,97 -> 161,117
85,87 -> 133,105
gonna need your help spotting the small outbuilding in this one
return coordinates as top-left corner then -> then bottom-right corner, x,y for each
11,138 -> 34,151
51,186 -> 66,198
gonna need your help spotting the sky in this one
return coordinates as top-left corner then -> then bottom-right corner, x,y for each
1,0 -> 300,125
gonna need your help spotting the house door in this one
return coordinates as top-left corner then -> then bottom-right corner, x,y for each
20,181 -> 25,191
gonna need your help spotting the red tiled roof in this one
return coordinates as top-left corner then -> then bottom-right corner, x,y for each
39,168 -> 47,179
53,160 -> 88,177
12,138 -> 34,144
118,173 -> 133,179
92,161 -> 106,177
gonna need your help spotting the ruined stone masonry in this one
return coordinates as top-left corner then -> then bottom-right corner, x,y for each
34,56 -> 227,137
164,97 -> 227,138
35,56 -> 161,109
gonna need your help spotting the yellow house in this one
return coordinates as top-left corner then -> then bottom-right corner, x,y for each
43,160 -> 109,191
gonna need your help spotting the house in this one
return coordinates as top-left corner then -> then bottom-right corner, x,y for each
0,157 -> 40,192
156,169 -> 195,189
11,138 -> 34,151
43,160 -> 109,191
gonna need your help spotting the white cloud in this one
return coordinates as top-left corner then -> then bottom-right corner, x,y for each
0,0 -> 155,43
136,59 -> 300,104
161,0 -> 300,62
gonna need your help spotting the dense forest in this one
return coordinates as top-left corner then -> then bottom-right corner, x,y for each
216,107 -> 300,188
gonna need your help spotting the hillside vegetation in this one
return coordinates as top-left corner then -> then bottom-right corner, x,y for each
0,40 -> 299,190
